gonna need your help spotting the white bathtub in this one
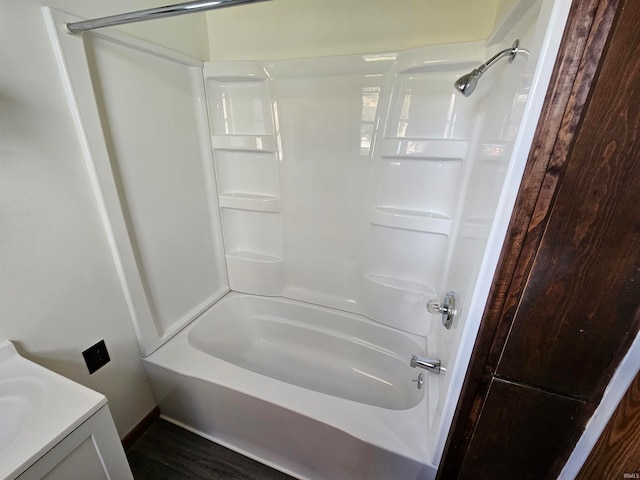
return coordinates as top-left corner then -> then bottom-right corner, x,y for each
143,293 -> 437,480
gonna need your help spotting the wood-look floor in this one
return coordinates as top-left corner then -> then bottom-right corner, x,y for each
126,419 -> 296,480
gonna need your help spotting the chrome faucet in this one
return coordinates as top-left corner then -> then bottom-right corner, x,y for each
410,354 -> 442,374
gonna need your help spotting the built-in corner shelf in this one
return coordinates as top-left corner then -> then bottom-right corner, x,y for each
219,193 -> 280,212
362,273 -> 436,335
379,138 -> 468,159
225,250 -> 284,296
364,273 -> 436,297
370,207 -> 451,235
226,250 -> 283,263
211,135 -> 276,152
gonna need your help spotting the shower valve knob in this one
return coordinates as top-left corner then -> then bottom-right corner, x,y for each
426,299 -> 447,315
426,291 -> 459,330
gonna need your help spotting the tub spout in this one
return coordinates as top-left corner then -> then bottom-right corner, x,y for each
410,354 -> 441,374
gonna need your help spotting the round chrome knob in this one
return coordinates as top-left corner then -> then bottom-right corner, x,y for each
426,291 -> 459,329
426,299 -> 443,314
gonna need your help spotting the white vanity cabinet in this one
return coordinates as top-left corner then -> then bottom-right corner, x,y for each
0,340 -> 133,480
16,405 -> 132,480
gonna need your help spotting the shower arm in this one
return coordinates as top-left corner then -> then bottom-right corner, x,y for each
65,0 -> 270,34
475,39 -> 522,75
454,39 -> 529,97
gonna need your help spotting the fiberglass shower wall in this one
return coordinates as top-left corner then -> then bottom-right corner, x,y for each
204,43 -> 486,338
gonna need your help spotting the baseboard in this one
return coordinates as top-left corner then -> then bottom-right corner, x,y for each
122,406 -> 161,451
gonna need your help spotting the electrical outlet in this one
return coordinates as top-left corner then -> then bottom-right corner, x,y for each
82,340 -> 110,374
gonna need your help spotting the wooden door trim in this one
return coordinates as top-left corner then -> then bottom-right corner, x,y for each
576,370 -> 640,478
436,0 -> 622,477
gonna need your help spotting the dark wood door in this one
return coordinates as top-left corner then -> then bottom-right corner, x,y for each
438,0 -> 640,478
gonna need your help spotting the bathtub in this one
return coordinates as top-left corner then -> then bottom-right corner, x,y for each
143,293 -> 437,480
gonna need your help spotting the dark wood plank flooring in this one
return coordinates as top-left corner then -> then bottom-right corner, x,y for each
126,419 -> 296,480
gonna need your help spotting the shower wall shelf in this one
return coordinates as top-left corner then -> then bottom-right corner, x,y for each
362,273 -> 437,334
225,251 -> 284,296
370,207 -> 452,235
211,135 -> 276,151
363,225 -> 449,277
218,194 -> 281,212
371,153 -> 463,230
226,251 -> 283,262
363,273 -> 436,296
205,72 -> 273,136
219,206 -> 283,294
214,150 -> 279,196
378,139 -> 468,159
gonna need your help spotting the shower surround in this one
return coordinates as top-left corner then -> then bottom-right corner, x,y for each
203,43 -> 482,337
45,1 -> 569,478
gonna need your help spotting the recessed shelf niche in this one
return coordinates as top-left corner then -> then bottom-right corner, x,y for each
214,149 -> 280,200
204,61 -> 274,137
387,70 -> 476,140
373,156 -> 462,221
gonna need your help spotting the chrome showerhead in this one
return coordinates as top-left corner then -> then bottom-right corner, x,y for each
454,39 -> 524,97
454,68 -> 484,97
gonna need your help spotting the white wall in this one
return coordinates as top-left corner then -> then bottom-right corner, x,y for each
495,0 -> 521,23
206,0 -> 502,61
46,0 -> 210,59
0,0 -> 206,438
